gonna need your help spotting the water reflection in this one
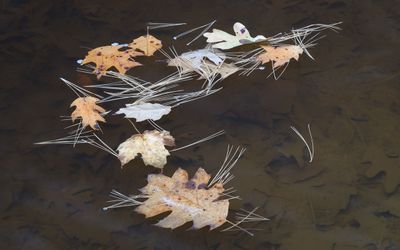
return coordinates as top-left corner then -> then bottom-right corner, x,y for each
2,0 -> 400,249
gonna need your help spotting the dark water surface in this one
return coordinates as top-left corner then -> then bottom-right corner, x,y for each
1,0 -> 400,249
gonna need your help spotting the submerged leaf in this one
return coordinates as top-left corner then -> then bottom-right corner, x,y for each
203,62 -> 239,79
179,49 -> 225,68
82,45 -> 143,78
129,35 -> 162,56
115,102 -> 171,122
257,45 -> 303,69
117,130 -> 175,168
168,48 -> 239,80
168,48 -> 223,71
204,22 -> 266,50
70,96 -> 106,130
136,167 -> 229,230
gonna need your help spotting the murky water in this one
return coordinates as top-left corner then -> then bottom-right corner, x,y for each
1,0 -> 400,249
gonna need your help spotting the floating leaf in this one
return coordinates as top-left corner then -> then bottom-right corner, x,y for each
104,146 -> 268,235
168,48 -> 239,80
115,102 -> 171,122
117,130 -> 175,169
70,96 -> 106,130
137,168 -> 229,229
257,45 -> 303,69
178,48 -> 225,68
203,62 -> 239,79
82,45 -> 143,78
204,22 -> 266,50
129,35 -> 162,56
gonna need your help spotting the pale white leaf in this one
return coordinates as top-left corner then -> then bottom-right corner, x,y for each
180,49 -> 225,67
168,48 -> 225,70
116,103 -> 171,122
203,22 -> 267,50
167,48 -> 238,80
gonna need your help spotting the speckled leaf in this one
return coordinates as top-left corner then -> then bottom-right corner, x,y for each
81,45 -> 142,78
136,168 -> 229,230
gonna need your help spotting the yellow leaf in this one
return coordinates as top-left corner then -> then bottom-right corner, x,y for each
70,96 -> 106,130
257,45 -> 303,69
117,130 -> 175,169
136,167 -> 229,230
129,35 -> 162,56
82,45 -> 143,79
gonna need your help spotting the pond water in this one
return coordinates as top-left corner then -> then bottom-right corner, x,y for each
1,0 -> 400,249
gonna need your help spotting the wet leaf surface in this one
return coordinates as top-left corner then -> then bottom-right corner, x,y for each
2,0 -> 400,249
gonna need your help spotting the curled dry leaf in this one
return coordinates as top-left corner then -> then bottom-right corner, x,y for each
204,22 -> 266,50
257,45 -> 303,69
129,35 -> 162,56
82,45 -> 143,78
115,102 -> 171,122
70,96 -> 106,130
117,130 -> 175,169
136,167 -> 229,230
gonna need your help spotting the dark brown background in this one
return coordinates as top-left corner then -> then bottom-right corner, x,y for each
1,0 -> 400,249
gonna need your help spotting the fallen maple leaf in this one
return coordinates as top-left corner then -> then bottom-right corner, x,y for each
115,102 -> 171,122
129,35 -> 162,56
204,22 -> 266,50
117,130 -> 175,169
70,96 -> 106,130
135,167 -> 229,229
82,45 -> 143,79
257,45 -> 303,69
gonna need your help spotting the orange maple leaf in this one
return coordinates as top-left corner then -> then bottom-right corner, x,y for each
117,130 -> 175,169
82,45 -> 143,79
70,96 -> 106,130
257,45 -> 303,69
129,35 -> 162,56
